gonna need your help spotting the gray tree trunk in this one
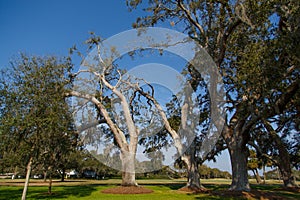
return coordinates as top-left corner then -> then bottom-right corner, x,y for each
22,157 -> 33,200
263,165 -> 266,184
223,124 -> 251,191
265,121 -> 298,187
120,148 -> 137,186
43,171 -> 47,182
277,159 -> 298,187
181,154 -> 202,190
275,143 -> 297,187
228,142 -> 250,191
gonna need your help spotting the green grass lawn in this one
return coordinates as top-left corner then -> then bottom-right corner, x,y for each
0,179 -> 299,200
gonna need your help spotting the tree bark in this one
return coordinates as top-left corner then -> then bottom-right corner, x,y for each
277,167 -> 281,181
228,140 -> 250,191
264,121 -> 298,187
48,174 -> 52,194
22,157 -> 33,200
43,171 -> 47,182
181,153 -> 202,191
263,165 -> 266,184
252,169 -> 262,184
120,148 -> 137,186
223,122 -> 251,191
278,166 -> 297,188
13,166 -> 18,179
61,168 -> 65,182
276,143 -> 297,187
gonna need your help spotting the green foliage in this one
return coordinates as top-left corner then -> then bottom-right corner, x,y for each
199,164 -> 231,179
127,0 -> 300,183
0,54 -> 77,177
76,149 -> 119,179
247,150 -> 260,171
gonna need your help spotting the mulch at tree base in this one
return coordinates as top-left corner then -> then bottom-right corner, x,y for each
178,186 -> 209,193
101,186 -> 153,194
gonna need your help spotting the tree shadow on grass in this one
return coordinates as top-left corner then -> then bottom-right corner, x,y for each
192,184 -> 300,200
27,185 -> 98,199
202,184 -> 229,191
138,181 -> 186,190
0,186 -> 24,200
163,183 -> 186,190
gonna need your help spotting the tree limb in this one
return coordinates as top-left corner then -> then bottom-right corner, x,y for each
177,0 -> 209,48
65,91 -> 127,149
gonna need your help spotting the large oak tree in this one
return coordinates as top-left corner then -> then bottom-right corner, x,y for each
127,0 -> 300,191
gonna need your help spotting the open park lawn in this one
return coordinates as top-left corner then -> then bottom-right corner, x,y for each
0,179 -> 299,200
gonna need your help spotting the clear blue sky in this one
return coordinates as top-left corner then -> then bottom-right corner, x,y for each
0,0 -> 233,173
0,0 -> 143,68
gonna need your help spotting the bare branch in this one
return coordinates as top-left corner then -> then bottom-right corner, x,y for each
97,44 -> 105,66
115,70 -> 122,88
136,86 -> 184,154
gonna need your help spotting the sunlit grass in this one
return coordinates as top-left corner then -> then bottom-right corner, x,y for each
0,178 -> 299,200
0,185 -> 228,200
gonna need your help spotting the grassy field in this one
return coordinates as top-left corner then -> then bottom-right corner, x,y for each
0,178 -> 299,200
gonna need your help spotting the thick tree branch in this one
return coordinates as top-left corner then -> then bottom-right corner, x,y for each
100,76 -> 139,142
248,141 -> 278,165
77,119 -> 107,133
65,91 -> 127,149
272,79 -> 300,115
218,19 -> 242,67
136,87 -> 184,154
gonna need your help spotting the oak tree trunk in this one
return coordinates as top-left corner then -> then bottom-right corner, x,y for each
264,121 -> 298,187
272,132 -> 297,187
22,157 -> 33,200
181,154 -> 202,191
278,166 -> 297,188
263,165 -> 266,184
277,157 -> 298,187
228,142 -> 250,191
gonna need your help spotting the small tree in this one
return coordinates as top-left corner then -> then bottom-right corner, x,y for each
247,149 -> 262,184
0,55 -> 77,198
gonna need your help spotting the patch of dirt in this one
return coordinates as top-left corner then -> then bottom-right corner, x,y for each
178,186 -> 209,194
101,186 -> 153,194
